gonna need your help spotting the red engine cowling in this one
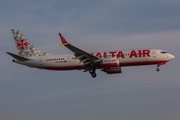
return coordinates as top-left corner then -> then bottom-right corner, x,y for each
102,67 -> 122,74
101,57 -> 119,67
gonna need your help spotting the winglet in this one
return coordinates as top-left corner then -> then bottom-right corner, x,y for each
59,33 -> 68,46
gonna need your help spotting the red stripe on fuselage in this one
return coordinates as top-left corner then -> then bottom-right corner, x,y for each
38,61 -> 167,70
119,61 -> 166,66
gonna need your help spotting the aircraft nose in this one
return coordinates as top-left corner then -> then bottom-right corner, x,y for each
169,54 -> 175,60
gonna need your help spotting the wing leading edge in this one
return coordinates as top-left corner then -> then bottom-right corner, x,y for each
58,33 -> 102,65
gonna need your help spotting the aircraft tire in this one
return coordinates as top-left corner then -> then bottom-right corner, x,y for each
156,68 -> 160,72
89,69 -> 94,74
89,67 -> 95,74
91,72 -> 97,78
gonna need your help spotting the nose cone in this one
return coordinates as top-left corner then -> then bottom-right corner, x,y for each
169,54 -> 175,61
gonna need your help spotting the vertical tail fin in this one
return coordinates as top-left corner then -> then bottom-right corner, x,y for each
11,29 -> 51,58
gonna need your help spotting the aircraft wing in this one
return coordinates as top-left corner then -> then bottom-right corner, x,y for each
6,52 -> 30,61
59,33 -> 102,65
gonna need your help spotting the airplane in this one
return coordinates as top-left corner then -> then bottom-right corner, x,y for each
7,29 -> 174,78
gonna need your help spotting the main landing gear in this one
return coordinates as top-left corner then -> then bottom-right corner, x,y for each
89,66 -> 97,78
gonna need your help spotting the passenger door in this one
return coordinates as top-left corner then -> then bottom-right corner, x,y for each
39,57 -> 43,65
66,56 -> 71,63
152,50 -> 156,58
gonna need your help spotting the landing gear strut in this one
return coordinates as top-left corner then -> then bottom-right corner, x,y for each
89,66 -> 97,78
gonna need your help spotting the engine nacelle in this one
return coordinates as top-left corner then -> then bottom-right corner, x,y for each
101,57 -> 119,67
102,67 -> 122,74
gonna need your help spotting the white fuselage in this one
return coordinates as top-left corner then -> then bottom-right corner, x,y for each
14,49 -> 174,70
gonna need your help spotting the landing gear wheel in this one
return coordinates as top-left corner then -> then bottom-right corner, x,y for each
89,66 -> 95,74
89,66 -> 96,78
91,72 -> 97,78
156,68 -> 160,72
89,69 -> 94,74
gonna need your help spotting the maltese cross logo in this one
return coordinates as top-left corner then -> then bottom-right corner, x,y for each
17,39 -> 28,50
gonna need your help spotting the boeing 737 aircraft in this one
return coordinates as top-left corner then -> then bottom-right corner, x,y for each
7,29 -> 174,78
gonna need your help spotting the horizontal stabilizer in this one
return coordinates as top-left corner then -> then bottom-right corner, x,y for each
6,52 -> 30,61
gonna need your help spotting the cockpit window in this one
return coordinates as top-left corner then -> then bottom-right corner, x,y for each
161,51 -> 167,54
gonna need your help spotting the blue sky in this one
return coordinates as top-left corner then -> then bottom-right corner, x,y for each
0,0 -> 180,120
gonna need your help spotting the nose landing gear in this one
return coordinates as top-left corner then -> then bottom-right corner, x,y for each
156,64 -> 160,72
156,67 -> 160,72
156,62 -> 166,72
